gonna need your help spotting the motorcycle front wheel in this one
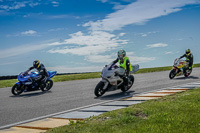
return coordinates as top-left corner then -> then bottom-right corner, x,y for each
94,81 -> 106,97
169,69 -> 176,79
11,84 -> 24,95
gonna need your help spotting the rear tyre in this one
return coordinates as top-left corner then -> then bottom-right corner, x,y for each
121,75 -> 134,92
94,81 -> 106,97
169,70 -> 176,79
41,80 -> 53,92
11,84 -> 24,95
184,69 -> 192,77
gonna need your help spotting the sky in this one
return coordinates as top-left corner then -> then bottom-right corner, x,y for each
0,0 -> 200,76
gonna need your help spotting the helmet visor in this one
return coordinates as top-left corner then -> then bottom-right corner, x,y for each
119,54 -> 124,60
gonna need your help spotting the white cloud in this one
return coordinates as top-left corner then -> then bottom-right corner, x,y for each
141,34 -> 147,37
21,30 -> 37,35
83,0 -> 200,31
119,33 -> 126,36
66,31 -> 127,46
52,1 -> 59,7
0,44 -> 49,59
134,31 -> 159,37
111,2 -> 127,10
146,43 -> 168,48
52,1 -> 59,4
46,15 -> 70,19
165,51 -> 173,55
48,31 -> 129,63
29,2 -> 39,7
0,1 -> 44,12
97,0 -> 108,3
130,56 -> 156,64
84,52 -> 156,64
48,31 -> 128,56
127,52 -> 156,64
85,54 -> 115,63
47,66 -> 103,73
0,2 -> 27,11
47,30 -> 155,64
165,51 -> 180,55
23,12 -> 43,18
48,28 -> 67,32
7,30 -> 38,37
0,61 -> 21,66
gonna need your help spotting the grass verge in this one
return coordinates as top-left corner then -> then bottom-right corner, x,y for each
0,63 -> 199,88
46,88 -> 200,133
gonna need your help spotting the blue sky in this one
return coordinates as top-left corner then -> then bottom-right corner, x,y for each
0,0 -> 200,76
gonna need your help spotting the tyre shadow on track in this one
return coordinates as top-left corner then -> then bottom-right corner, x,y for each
9,91 -> 52,98
173,76 -> 199,80
94,90 -> 138,100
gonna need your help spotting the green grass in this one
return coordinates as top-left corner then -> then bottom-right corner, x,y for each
135,66 -> 172,74
46,88 -> 200,133
0,63 -> 199,88
52,72 -> 101,82
0,79 -> 18,88
193,63 -> 200,67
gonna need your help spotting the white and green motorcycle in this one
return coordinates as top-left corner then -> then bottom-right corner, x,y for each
94,64 -> 139,97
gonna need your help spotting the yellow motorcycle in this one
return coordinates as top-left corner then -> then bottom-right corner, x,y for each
169,58 -> 192,79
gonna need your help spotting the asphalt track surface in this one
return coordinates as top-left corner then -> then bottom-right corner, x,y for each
0,68 -> 200,128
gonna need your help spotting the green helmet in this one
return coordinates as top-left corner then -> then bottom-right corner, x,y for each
185,49 -> 191,54
118,49 -> 126,59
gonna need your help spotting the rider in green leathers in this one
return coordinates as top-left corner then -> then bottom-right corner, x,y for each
179,49 -> 193,70
110,49 -> 132,89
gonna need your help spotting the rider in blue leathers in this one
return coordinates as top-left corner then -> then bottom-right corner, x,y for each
25,60 -> 49,87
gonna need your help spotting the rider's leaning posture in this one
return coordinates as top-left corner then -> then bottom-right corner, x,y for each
25,60 -> 49,87
110,49 -> 132,89
179,49 -> 193,70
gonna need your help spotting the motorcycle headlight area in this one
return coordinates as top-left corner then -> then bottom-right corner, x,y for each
111,81 -> 117,85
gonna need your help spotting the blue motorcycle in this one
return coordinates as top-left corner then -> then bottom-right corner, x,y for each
11,71 -> 57,95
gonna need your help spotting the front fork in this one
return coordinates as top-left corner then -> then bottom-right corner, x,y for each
15,82 -> 23,91
16,81 -> 21,85
16,82 -> 27,91
102,80 -> 109,91
173,67 -> 179,73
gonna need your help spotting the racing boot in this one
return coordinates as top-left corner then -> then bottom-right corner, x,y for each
123,76 -> 129,91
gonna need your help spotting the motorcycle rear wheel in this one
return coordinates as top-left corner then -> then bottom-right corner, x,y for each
121,75 -> 134,92
41,79 -> 53,91
184,69 -> 192,77
94,81 -> 105,97
169,70 -> 176,79
11,84 -> 24,95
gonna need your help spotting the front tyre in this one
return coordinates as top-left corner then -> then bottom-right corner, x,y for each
94,81 -> 106,97
169,69 -> 176,79
11,84 -> 24,95
41,79 -> 53,92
